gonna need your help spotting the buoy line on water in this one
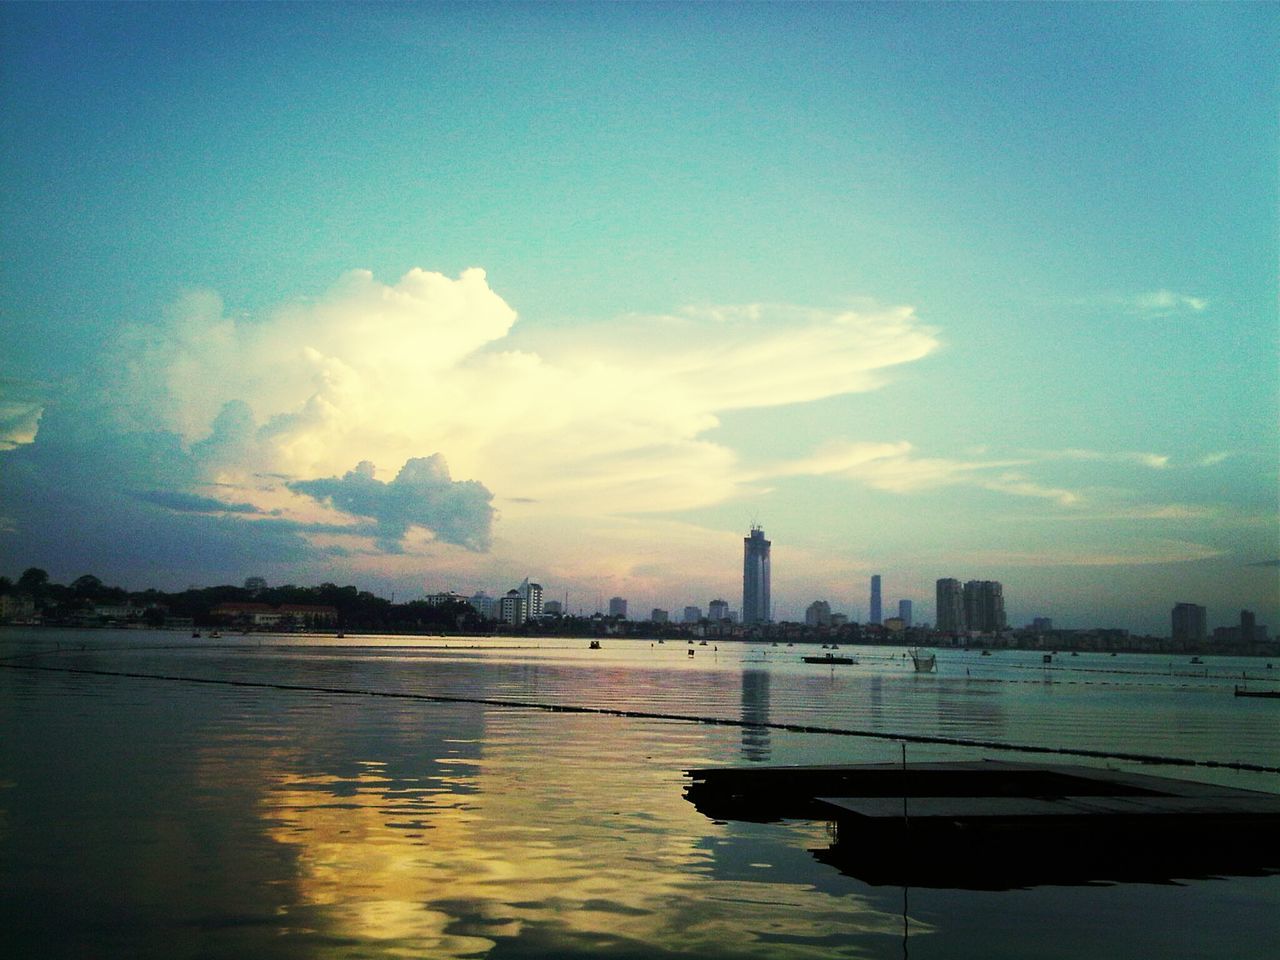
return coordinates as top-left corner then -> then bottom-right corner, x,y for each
5,661 -> 1277,775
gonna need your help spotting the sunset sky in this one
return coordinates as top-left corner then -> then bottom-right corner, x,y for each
2,3 -> 1276,634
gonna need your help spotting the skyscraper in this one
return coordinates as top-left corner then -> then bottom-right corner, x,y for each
869,574 -> 882,625
608,596 -> 628,619
936,578 -> 964,633
520,578 -> 543,620
898,599 -> 912,627
1171,602 -> 1206,644
742,525 -> 771,624
708,598 -> 730,621
963,580 -> 1006,633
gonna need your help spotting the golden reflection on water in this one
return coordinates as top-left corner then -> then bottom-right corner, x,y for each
247,707 -> 908,957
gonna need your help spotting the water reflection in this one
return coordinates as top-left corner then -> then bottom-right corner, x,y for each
740,669 -> 771,762
249,706 -> 901,957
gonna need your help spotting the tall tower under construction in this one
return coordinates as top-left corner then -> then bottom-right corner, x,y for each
742,525 -> 772,624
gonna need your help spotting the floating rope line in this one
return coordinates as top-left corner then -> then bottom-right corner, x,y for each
4,661 -> 1277,774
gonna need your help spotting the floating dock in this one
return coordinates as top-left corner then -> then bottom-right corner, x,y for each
685,759 -> 1280,888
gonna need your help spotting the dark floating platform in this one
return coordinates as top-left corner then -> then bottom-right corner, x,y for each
802,654 -> 856,665
1235,685 -> 1280,698
684,760 -> 1280,889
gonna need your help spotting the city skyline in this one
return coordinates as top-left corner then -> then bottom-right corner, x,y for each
0,4 -> 1276,637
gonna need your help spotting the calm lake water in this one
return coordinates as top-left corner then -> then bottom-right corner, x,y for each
2,627 -> 1277,958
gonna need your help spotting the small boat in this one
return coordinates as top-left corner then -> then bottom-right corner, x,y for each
1234,686 -> 1280,699
588,640 -> 601,649
1190,657 -> 1204,665
1042,654 -> 1052,664
700,640 -> 708,646
980,650 -> 992,657
909,648 -> 936,673
192,630 -> 201,638
209,630 -> 221,638
688,649 -> 695,657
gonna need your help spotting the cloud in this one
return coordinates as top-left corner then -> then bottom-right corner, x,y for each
0,378 -> 48,451
1042,448 -> 1170,469
1,266 -> 942,582
767,441 -> 1081,505
1130,289 -> 1208,317
91,269 -> 939,520
289,456 -> 494,552
133,490 -> 264,514
963,540 -> 1225,567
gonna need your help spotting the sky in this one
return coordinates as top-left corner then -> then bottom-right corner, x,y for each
1,2 -> 1276,635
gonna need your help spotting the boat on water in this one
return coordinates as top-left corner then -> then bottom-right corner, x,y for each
1190,656 -> 1204,665
909,648 -> 936,672
588,640 -> 601,649
980,649 -> 991,656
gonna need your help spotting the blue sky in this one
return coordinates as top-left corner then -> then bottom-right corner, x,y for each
1,2 -> 1276,634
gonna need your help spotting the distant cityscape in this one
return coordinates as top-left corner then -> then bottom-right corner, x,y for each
1,525 -> 1272,656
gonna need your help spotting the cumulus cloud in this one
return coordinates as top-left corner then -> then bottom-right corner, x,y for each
2,266 -> 944,580
289,456 -> 494,553
90,269 -> 940,520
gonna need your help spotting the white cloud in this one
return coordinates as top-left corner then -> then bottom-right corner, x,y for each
1039,448 -> 1170,469
0,378 -> 47,451
1131,289 -> 1208,317
767,440 -> 1081,505
99,269 -> 941,539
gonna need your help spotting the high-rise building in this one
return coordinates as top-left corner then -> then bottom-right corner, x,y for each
709,598 -> 729,621
963,580 -> 1006,633
469,591 -> 497,620
520,578 -> 544,620
651,608 -> 669,623
936,579 -> 964,633
608,596 -> 628,619
1240,609 -> 1257,643
499,590 -> 526,625
805,600 -> 832,627
1171,603 -> 1207,644
742,525 -> 772,624
683,605 -> 702,623
543,599 -> 563,617
869,575 -> 882,625
898,599 -> 912,627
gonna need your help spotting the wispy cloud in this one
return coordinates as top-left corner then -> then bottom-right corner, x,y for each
1129,289 -> 1209,317
964,540 -> 1225,567
1039,448 -> 1170,469
765,441 -> 1082,506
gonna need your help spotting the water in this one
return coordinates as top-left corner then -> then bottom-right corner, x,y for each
2,628 -> 1277,958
